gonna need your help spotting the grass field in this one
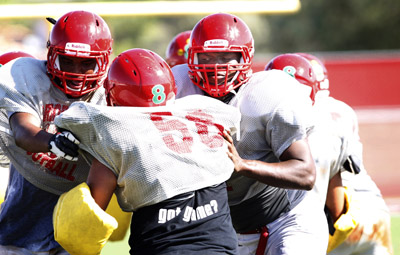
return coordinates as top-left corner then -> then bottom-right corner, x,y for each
392,215 -> 400,255
101,215 -> 400,255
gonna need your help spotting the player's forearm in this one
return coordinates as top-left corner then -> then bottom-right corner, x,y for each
326,172 -> 346,222
236,159 -> 315,190
87,158 -> 117,210
88,183 -> 114,211
9,112 -> 52,153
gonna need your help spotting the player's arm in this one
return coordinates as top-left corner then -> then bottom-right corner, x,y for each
224,131 -> 315,190
87,158 -> 117,210
10,112 -> 80,161
325,171 -> 346,222
326,184 -> 358,253
54,159 -> 118,255
9,112 -> 52,152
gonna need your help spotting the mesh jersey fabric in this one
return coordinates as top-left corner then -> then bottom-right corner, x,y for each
54,94 -> 241,211
307,99 -> 351,208
322,97 -> 392,255
172,64 -> 315,224
320,97 -> 382,195
0,57 -> 106,195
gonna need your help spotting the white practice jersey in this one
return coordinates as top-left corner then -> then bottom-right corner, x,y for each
173,65 -> 315,231
54,95 -> 241,211
0,57 -> 106,195
321,97 -> 392,255
307,98 -> 351,207
320,96 -> 382,196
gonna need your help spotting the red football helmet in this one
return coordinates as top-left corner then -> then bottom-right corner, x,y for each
188,13 -> 254,98
105,48 -> 177,107
296,53 -> 330,97
46,10 -> 113,98
165,30 -> 191,67
265,53 -> 318,102
0,51 -> 35,66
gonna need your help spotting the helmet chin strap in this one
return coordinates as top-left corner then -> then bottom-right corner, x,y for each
229,70 -> 240,85
55,56 -> 61,71
204,87 -> 237,104
223,89 -> 238,103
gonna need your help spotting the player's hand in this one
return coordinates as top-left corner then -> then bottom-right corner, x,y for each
223,130 -> 245,173
48,131 -> 80,161
327,187 -> 358,253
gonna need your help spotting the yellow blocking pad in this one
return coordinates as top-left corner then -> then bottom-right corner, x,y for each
106,193 -> 132,241
53,182 -> 118,255
0,166 -> 9,207
327,187 -> 358,253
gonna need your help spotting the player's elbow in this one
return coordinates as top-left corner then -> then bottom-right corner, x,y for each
303,162 -> 316,190
303,175 -> 315,190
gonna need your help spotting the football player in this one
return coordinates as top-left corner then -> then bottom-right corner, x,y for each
165,30 -> 191,67
0,10 -> 112,254
172,13 -> 328,255
265,53 -> 349,214
53,48 -> 240,254
0,51 -> 36,207
298,52 -> 393,255
265,53 -> 358,253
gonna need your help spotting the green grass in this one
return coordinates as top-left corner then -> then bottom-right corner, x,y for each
101,215 -> 400,255
101,231 -> 130,255
392,215 -> 400,255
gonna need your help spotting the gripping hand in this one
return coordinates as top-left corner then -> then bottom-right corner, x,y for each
48,131 -> 80,161
327,187 -> 358,253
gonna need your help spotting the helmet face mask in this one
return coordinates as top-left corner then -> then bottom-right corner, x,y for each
189,49 -> 249,97
105,48 -> 177,107
187,13 -> 254,98
47,50 -> 107,95
46,11 -> 113,98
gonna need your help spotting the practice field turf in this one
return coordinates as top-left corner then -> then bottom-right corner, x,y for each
101,215 -> 400,255
392,215 -> 400,255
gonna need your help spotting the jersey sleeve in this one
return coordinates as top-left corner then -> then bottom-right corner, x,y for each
268,100 -> 312,158
172,64 -> 204,99
0,60 -> 42,121
262,72 -> 314,158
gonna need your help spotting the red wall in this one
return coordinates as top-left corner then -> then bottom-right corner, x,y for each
325,57 -> 400,108
252,55 -> 400,108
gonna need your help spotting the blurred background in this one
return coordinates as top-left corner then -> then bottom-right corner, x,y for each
1,0 -> 400,62
1,0 -> 400,253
